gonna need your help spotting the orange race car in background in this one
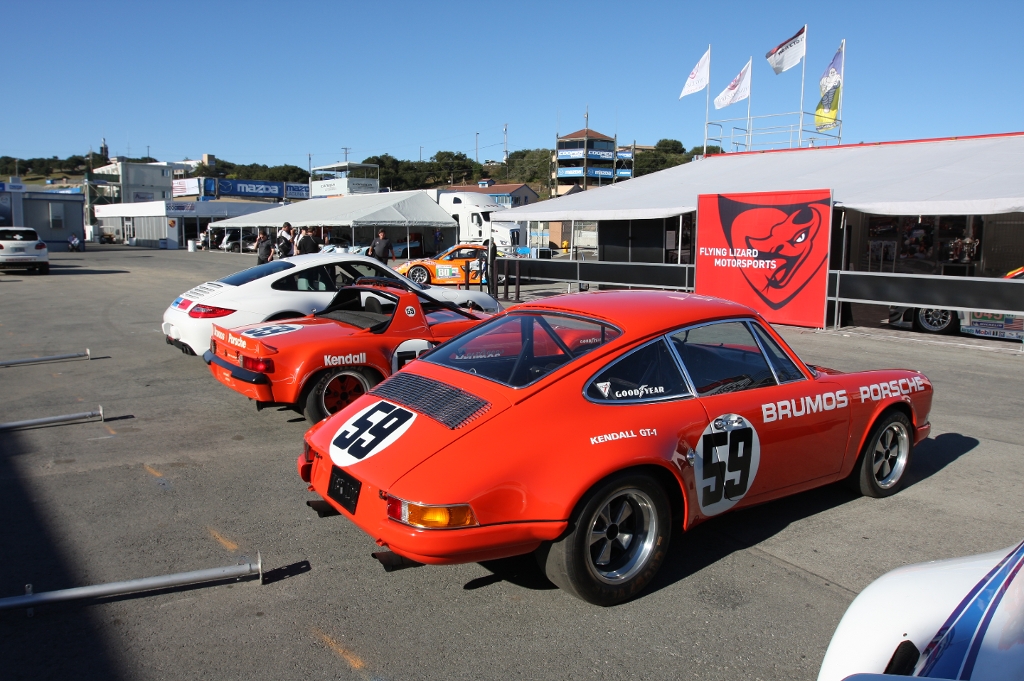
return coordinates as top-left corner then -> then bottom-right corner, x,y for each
204,279 -> 490,422
299,290 -> 933,606
396,244 -> 487,286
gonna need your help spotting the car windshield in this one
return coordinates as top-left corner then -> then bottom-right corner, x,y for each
218,260 -> 295,286
425,313 -> 621,387
0,229 -> 39,241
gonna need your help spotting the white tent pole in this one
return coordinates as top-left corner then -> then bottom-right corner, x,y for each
837,39 -> 846,144
746,58 -> 752,150
798,24 -> 807,147
703,44 -> 711,156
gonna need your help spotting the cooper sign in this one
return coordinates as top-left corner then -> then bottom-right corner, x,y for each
695,189 -> 832,328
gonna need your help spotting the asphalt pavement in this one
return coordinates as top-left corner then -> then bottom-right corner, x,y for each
1,246 -> 1021,680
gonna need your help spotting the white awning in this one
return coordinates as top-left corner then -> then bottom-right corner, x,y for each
499,133 -> 1024,221
207,190 -> 457,228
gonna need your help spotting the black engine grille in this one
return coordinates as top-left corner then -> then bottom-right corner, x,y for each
370,373 -> 490,429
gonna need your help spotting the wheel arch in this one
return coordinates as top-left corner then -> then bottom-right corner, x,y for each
264,310 -> 305,321
848,401 -> 916,474
297,363 -> 386,408
562,462 -> 686,535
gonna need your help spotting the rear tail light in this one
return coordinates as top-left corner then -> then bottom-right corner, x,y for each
302,441 -> 314,463
0,244 -> 4,250
188,304 -> 235,319
241,356 -> 274,373
35,242 -> 47,250
210,339 -> 217,353
386,496 -> 478,529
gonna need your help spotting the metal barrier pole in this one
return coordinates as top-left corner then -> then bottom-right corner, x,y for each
514,260 -> 521,302
0,349 -> 91,368
0,406 -> 103,431
503,260 -> 510,300
0,554 -> 262,611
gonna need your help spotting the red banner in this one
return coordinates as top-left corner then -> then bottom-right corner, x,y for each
695,190 -> 832,328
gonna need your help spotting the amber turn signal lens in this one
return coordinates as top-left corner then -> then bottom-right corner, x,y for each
386,497 -> 478,529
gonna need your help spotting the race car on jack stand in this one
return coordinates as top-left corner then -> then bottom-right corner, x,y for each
298,290 -> 934,606
395,243 -> 488,286
205,279 -> 490,422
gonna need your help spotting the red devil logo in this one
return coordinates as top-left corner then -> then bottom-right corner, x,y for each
718,196 -> 831,310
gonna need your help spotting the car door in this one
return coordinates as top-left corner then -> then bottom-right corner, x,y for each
669,320 -> 850,509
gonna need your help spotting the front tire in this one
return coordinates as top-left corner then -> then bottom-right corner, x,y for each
856,411 -> 913,498
540,472 -> 670,606
912,308 -> 957,334
408,265 -> 431,285
303,368 -> 379,423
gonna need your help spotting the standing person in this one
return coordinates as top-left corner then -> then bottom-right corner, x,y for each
296,227 -> 318,255
370,229 -> 394,264
276,222 -> 294,258
256,232 -> 274,265
433,227 -> 444,254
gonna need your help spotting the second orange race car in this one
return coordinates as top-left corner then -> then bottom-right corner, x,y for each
396,244 -> 487,286
299,290 -> 934,605
204,278 -> 490,422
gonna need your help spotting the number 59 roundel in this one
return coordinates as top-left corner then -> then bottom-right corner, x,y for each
693,414 -> 761,516
329,401 -> 416,467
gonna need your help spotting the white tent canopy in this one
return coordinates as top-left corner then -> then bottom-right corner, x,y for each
499,133 -> 1024,221
207,190 -> 456,229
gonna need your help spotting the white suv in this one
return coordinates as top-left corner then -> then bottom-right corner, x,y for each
0,228 -> 49,274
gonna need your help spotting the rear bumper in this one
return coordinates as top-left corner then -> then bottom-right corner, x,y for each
0,257 -> 46,269
203,350 -> 275,401
915,421 -> 931,444
308,455 -> 566,565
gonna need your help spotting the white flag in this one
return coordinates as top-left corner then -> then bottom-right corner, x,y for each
679,48 -> 710,99
765,25 -> 806,74
714,59 -> 752,109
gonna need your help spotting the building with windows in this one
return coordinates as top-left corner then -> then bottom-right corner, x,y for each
0,179 -> 86,245
445,180 -> 540,208
552,129 -> 633,197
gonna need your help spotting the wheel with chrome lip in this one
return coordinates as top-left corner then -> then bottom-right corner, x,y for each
303,368 -> 379,423
912,308 -> 958,334
407,265 -> 431,286
540,472 -> 670,606
856,411 -> 913,498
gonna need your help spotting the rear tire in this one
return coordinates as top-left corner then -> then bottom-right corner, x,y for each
37,263 -> 49,275
408,265 -> 431,286
539,472 -> 670,606
912,308 -> 958,334
265,311 -> 304,321
303,368 -> 379,423
856,411 -> 913,498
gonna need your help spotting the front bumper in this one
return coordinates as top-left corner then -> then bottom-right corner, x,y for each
306,453 -> 566,565
203,350 -> 275,402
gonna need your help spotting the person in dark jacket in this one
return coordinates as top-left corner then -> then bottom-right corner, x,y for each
256,232 -> 274,264
296,227 -> 319,255
276,223 -> 294,258
370,229 -> 394,264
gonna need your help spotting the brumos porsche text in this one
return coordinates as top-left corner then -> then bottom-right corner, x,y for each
212,328 -> 247,349
763,390 -> 848,423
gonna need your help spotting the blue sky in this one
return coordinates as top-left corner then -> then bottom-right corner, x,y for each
4,1 -> 1023,167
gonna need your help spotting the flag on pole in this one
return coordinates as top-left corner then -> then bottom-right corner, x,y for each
815,42 -> 845,131
765,25 -> 806,74
714,59 -> 752,109
680,48 -> 711,99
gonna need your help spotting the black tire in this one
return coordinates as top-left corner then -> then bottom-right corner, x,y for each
539,472 -> 671,606
303,368 -> 379,423
408,265 -> 431,286
37,263 -> 49,275
855,411 -> 913,498
912,308 -> 958,334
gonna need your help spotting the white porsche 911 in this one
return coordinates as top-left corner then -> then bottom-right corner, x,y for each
162,253 -> 500,356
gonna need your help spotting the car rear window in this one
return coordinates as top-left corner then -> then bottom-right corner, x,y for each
218,260 -> 295,286
0,229 -> 39,241
425,313 -> 620,388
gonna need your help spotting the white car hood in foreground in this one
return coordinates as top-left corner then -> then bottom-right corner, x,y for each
819,540 -> 1024,681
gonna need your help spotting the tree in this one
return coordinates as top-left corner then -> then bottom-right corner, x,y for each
655,139 -> 685,155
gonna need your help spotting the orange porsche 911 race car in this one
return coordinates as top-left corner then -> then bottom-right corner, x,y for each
204,279 -> 490,422
299,290 -> 933,606
395,244 -> 487,286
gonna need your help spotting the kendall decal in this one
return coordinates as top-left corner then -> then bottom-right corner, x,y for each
590,428 -> 657,445
324,352 -> 366,367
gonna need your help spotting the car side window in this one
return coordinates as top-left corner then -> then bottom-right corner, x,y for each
271,265 -> 337,292
750,323 -> 805,383
670,321 -> 777,396
586,339 -> 690,403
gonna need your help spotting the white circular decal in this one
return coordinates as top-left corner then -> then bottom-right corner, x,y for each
405,306 -> 416,317
329,400 -> 416,467
242,323 -> 302,338
693,414 -> 760,516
